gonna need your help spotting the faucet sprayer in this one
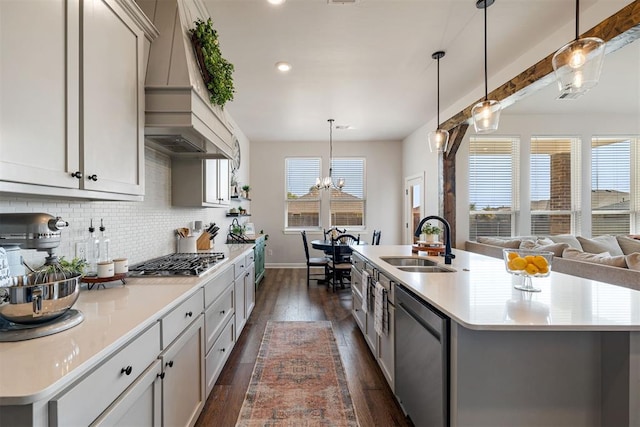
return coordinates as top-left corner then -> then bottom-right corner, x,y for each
414,215 -> 455,265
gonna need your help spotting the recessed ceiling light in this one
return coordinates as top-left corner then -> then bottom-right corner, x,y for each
267,0 -> 286,5
335,125 -> 354,130
275,61 -> 292,72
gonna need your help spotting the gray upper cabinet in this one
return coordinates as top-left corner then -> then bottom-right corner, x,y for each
172,158 -> 230,208
0,0 -> 157,200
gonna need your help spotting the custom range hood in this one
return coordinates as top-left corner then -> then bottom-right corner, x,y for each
140,0 -> 233,158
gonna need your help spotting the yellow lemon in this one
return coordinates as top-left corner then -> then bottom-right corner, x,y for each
525,263 -> 540,275
532,255 -> 549,269
525,255 -> 535,263
538,266 -> 549,274
511,257 -> 528,270
507,252 -> 519,261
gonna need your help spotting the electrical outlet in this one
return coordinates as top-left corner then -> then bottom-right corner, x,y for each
268,249 -> 273,256
76,242 -> 87,260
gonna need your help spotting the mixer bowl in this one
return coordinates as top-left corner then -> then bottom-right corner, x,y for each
0,274 -> 80,324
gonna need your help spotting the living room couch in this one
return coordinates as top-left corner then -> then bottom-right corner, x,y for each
465,235 -> 640,291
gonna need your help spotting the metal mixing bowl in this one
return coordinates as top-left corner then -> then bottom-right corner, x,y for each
0,274 -> 80,324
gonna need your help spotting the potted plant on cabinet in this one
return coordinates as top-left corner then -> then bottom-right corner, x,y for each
421,223 -> 442,243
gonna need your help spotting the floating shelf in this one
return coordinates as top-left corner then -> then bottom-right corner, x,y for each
226,213 -> 251,217
230,196 -> 251,201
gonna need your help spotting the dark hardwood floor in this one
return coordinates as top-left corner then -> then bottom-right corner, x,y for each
195,268 -> 412,427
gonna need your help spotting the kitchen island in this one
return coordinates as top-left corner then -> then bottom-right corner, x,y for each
352,245 -> 640,427
0,243 -> 255,426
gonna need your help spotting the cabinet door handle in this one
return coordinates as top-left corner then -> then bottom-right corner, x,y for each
220,348 -> 226,353
71,171 -> 82,179
186,311 -> 193,317
87,174 -> 98,181
166,360 -> 174,368
220,310 -> 225,315
245,272 -> 250,277
121,366 -> 133,376
157,372 -> 165,379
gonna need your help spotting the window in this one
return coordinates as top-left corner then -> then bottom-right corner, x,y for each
285,158 -> 321,228
330,158 -> 365,227
468,137 -> 519,240
530,137 -> 580,236
591,136 -> 640,235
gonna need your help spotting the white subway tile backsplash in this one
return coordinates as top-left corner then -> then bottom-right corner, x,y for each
0,148 -> 237,269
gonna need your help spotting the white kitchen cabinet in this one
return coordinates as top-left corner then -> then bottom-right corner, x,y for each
245,263 -> 256,319
172,158 -> 231,207
205,317 -> 234,396
49,322 -> 161,426
0,0 -> 153,200
159,315 -> 205,427
90,360 -> 162,427
233,251 -> 255,337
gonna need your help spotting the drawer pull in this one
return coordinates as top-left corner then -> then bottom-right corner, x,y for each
166,360 -> 174,368
186,311 -> 193,317
121,366 -> 133,376
157,372 -> 165,379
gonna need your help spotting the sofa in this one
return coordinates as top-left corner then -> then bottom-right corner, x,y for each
465,234 -> 640,291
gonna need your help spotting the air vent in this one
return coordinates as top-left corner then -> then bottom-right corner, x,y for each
327,0 -> 358,4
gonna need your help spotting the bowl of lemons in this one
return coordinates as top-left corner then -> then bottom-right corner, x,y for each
503,249 -> 553,292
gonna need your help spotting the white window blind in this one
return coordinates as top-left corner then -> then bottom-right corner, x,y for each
468,137 -> 519,240
330,158 -> 365,227
285,158 -> 321,228
591,137 -> 636,235
530,137 -> 579,236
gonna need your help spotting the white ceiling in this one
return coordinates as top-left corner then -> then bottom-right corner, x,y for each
203,0 -> 632,143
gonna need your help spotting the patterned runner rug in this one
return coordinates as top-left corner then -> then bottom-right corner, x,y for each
236,321 -> 359,426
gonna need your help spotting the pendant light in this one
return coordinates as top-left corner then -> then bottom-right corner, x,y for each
552,0 -> 605,99
471,0 -> 501,134
428,51 -> 449,153
315,119 -> 345,191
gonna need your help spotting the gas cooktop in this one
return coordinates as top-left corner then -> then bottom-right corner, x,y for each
128,252 -> 226,277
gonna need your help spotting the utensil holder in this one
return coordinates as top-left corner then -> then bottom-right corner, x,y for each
177,236 -> 197,253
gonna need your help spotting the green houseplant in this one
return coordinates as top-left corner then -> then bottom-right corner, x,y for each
189,18 -> 235,107
242,185 -> 251,198
421,223 -> 442,243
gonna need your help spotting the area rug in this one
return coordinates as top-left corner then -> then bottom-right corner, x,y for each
236,321 -> 359,426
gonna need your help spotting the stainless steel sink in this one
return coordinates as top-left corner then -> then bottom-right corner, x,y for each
380,256 -> 438,267
396,266 -> 454,273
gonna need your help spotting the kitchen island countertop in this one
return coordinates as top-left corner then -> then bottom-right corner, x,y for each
352,245 -> 640,331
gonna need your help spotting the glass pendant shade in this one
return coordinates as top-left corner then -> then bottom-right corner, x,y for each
552,37 -> 605,98
428,129 -> 450,153
472,99 -> 501,134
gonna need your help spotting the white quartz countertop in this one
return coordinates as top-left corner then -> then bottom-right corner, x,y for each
0,244 -> 254,405
353,245 -> 640,332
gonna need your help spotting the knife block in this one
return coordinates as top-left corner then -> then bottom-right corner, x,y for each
197,232 -> 212,250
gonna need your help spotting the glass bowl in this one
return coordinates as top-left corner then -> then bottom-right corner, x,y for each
503,249 -> 553,292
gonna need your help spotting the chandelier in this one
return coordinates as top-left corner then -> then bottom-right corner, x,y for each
315,119 -> 345,191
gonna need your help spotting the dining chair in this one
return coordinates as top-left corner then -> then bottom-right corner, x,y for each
327,233 -> 359,291
323,227 -> 346,240
372,230 -> 382,245
301,231 -> 329,287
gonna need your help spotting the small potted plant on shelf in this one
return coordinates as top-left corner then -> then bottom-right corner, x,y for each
421,223 -> 442,243
238,206 -> 246,215
242,185 -> 251,199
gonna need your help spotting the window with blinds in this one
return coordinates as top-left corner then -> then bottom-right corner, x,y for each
591,137 -> 639,236
285,157 -> 321,228
468,137 -> 519,240
530,137 -> 580,236
330,158 -> 365,227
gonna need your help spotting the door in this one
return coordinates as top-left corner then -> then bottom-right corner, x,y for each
404,173 -> 425,244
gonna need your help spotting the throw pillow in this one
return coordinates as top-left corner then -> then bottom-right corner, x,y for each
625,253 -> 640,271
562,248 -> 627,268
476,236 -> 521,249
616,235 -> 640,255
536,237 -> 554,246
577,235 -> 624,257
549,235 -> 583,250
519,240 -> 569,257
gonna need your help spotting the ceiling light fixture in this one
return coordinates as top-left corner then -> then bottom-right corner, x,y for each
267,0 -> 286,5
427,51 -> 449,153
275,61 -> 292,72
472,0 -> 501,134
315,119 -> 345,191
552,0 -> 605,99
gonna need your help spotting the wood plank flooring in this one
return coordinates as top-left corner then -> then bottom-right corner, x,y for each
194,268 -> 412,427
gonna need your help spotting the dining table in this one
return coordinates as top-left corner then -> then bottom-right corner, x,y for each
310,239 -> 365,261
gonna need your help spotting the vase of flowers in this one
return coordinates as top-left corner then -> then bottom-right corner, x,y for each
421,223 -> 442,243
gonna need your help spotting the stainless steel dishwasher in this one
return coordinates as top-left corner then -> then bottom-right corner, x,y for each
395,284 -> 449,427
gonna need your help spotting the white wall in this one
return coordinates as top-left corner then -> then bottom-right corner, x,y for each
0,126 -> 252,269
250,139 -> 402,266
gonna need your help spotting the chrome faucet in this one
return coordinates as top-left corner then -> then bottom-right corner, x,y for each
414,215 -> 455,265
